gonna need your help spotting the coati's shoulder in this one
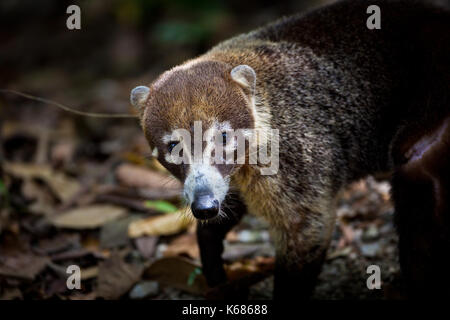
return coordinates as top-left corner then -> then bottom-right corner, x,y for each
204,0 -> 450,127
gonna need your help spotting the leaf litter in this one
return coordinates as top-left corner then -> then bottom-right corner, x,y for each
1,84 -> 401,300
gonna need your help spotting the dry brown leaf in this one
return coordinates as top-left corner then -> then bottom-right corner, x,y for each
206,257 -> 275,299
164,233 -> 199,260
225,256 -> 275,282
0,253 -> 49,280
4,162 -> 81,203
143,257 -> 207,295
0,287 -> 23,300
67,292 -> 97,300
115,163 -> 181,191
134,236 -> 159,259
50,204 -> 128,229
96,252 -> 143,299
80,266 -> 99,280
327,247 -> 353,260
22,179 -> 56,215
51,141 -> 75,166
34,234 -> 80,255
81,234 -> 101,251
128,210 -> 192,238
339,223 -> 356,244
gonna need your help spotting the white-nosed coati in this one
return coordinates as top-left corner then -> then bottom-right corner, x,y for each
130,0 -> 450,299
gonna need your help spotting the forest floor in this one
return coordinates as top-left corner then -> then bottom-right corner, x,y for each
0,117 -> 404,299
0,0 -> 404,299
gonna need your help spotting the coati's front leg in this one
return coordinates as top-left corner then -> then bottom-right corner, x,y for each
196,195 -> 246,289
272,208 -> 336,300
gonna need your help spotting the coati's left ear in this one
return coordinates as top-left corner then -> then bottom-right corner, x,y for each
230,65 -> 256,95
130,86 -> 150,114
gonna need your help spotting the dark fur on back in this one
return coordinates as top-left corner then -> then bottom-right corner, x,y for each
208,0 -> 449,183
138,0 -> 450,298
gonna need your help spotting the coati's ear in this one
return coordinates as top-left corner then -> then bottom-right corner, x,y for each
130,86 -> 150,113
230,65 -> 256,94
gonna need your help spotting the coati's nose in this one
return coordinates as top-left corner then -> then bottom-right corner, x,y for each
191,190 -> 219,220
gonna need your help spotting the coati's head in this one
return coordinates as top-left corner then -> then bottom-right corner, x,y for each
131,60 -> 258,220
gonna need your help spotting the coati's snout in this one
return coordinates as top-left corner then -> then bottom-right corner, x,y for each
190,188 -> 219,219
183,163 -> 230,220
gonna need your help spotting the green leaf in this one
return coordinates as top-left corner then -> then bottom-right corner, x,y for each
144,200 -> 178,213
187,267 -> 202,286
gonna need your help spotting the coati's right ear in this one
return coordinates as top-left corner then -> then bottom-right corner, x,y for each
230,65 -> 256,95
130,86 -> 150,115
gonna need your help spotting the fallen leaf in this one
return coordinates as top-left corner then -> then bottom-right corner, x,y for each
222,243 -> 274,262
33,234 -> 80,255
96,184 -> 180,201
96,252 -> 143,299
0,287 -> 23,300
143,257 -> 208,295
50,248 -> 106,262
0,253 -> 49,280
67,292 -> 97,300
128,210 -> 192,238
95,194 -> 154,212
225,257 -> 275,282
144,200 -> 178,213
51,141 -> 75,166
45,278 -> 69,297
134,236 -> 159,259
81,266 -> 99,280
81,234 -> 102,253
327,247 -> 353,260
339,222 -> 356,244
22,179 -> 56,215
50,204 -> 127,229
4,162 -> 81,203
100,215 -> 142,249
164,233 -> 199,260
206,257 -> 275,299
116,163 -> 181,191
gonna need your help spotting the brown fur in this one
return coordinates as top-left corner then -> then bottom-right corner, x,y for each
135,0 -> 450,298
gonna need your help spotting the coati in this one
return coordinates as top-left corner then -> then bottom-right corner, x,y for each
130,0 -> 450,299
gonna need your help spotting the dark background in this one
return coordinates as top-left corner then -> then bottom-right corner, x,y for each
0,0 -> 404,300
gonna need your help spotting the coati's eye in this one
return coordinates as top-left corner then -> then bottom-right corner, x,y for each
167,141 -> 178,153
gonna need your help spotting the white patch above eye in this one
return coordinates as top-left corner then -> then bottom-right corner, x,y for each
162,133 -> 172,144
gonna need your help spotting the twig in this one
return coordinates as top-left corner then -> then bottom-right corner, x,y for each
0,89 -> 138,119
